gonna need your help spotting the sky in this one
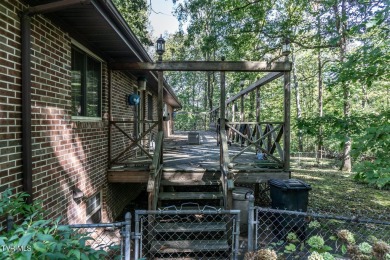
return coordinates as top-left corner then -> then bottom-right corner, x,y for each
149,0 -> 182,38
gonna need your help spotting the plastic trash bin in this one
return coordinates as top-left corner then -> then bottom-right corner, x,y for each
232,187 -> 253,230
269,179 -> 311,211
268,179 -> 312,240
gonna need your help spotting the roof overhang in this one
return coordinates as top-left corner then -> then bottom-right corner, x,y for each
24,0 -> 181,108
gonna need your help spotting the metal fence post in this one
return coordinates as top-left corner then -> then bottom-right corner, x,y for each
134,212 -> 140,260
247,194 -> 255,252
124,212 -> 131,260
233,210 -> 240,260
7,215 -> 13,232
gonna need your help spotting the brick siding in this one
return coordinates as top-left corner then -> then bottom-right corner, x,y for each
0,0 -> 160,225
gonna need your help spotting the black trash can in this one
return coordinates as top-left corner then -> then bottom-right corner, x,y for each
268,179 -> 312,240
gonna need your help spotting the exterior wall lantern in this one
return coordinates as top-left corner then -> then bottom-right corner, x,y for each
282,38 -> 291,56
156,34 -> 165,61
72,187 -> 84,200
137,76 -> 146,91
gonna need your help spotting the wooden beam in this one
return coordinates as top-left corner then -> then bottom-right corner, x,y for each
210,72 -> 283,113
110,61 -> 292,72
107,171 -> 149,183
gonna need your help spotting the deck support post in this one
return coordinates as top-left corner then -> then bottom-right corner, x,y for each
139,86 -> 145,152
158,71 -> 164,163
255,84 -> 260,198
220,71 -> 226,148
220,66 -> 233,210
284,64 -> 291,172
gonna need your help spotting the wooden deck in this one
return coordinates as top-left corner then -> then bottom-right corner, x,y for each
108,130 -> 289,184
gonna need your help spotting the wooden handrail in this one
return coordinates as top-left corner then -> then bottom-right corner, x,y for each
228,121 -> 284,125
110,120 -> 159,124
149,131 -> 163,171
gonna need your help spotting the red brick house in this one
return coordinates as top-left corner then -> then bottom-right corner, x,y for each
0,0 -> 181,224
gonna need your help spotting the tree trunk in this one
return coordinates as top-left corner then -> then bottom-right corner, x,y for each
317,7 -> 324,161
361,84 -> 368,108
291,51 -> 303,152
337,0 -> 352,172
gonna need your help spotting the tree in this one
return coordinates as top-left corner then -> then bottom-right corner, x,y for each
113,0 -> 152,46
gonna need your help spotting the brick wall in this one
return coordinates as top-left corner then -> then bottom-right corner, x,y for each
0,0 -> 158,224
0,1 -> 23,198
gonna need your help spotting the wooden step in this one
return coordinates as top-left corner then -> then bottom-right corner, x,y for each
159,192 -> 223,201
155,222 -> 226,233
150,240 -> 229,253
160,179 -> 220,186
161,171 -> 220,183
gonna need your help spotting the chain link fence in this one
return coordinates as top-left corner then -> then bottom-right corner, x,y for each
134,206 -> 241,259
248,206 -> 390,259
66,212 -> 131,260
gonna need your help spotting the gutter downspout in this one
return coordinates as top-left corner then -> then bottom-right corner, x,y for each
21,0 -> 91,204
21,13 -> 33,204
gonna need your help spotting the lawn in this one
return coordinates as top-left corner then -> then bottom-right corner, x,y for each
290,156 -> 390,221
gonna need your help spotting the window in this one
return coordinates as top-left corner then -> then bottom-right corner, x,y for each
147,94 -> 154,120
86,192 -> 101,224
71,47 -> 101,117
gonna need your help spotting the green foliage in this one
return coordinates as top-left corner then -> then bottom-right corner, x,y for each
271,225 -> 389,259
113,0 -> 152,46
0,189 -> 42,218
0,189 -> 110,260
352,111 -> 390,189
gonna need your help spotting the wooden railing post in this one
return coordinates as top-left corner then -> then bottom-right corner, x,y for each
284,68 -> 291,172
147,131 -> 164,210
158,71 -> 164,164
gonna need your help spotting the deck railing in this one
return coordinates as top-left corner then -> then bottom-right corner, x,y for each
109,120 -> 158,167
227,122 -> 284,167
147,131 -> 164,210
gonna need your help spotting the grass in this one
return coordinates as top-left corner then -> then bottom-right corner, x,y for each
290,157 -> 390,221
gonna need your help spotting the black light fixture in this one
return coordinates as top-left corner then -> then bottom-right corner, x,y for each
282,38 -> 291,56
156,34 -> 165,61
137,76 -> 146,91
72,187 -> 84,200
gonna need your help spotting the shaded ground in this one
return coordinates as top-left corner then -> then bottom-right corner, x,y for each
290,157 -> 390,221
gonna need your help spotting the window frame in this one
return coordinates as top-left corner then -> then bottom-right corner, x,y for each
71,41 -> 103,120
86,191 -> 102,224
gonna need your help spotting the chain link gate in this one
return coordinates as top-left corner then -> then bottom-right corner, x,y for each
67,212 -> 131,260
133,207 -> 241,259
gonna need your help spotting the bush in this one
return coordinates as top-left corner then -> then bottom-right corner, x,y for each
0,189 -> 109,259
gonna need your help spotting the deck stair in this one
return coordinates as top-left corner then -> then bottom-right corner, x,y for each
147,168 -> 230,258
